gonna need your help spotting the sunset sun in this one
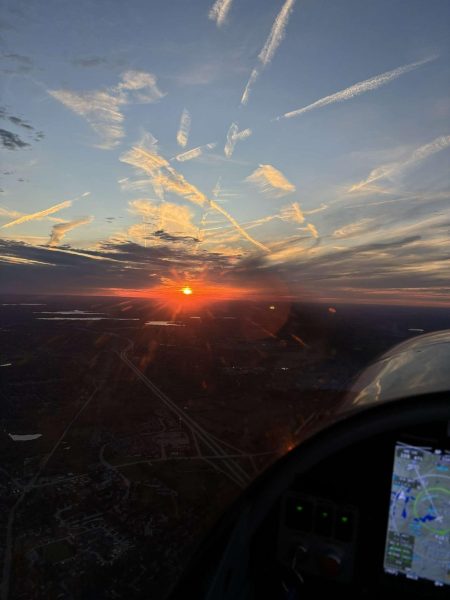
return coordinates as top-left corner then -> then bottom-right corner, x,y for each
181,286 -> 193,296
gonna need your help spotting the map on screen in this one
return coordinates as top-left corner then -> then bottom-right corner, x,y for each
384,443 -> 450,587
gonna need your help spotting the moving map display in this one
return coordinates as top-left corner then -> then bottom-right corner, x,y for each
384,442 -> 450,587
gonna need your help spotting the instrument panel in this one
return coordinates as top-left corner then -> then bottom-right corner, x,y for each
275,422 -> 450,598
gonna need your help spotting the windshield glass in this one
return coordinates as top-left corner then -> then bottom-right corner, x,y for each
1,1 -> 449,597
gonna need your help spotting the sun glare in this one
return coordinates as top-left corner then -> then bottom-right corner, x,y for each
181,286 -> 193,295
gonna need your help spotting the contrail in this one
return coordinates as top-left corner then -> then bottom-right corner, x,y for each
240,68 -> 259,106
350,133 -> 450,192
1,200 -> 72,229
176,108 -> 191,147
276,56 -> 436,120
224,122 -> 252,157
241,0 -> 296,105
48,216 -> 94,246
174,142 -> 216,162
259,0 -> 296,66
209,0 -> 233,27
209,199 -> 270,252
122,145 -> 269,252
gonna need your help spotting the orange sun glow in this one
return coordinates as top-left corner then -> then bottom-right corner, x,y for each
181,286 -> 193,295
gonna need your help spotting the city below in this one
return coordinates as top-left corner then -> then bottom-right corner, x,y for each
1,295 -> 450,599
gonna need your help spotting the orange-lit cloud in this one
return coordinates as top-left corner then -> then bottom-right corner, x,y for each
246,164 -> 295,196
280,202 -> 305,224
1,200 -> 72,229
128,199 -> 199,238
122,143 -> 269,252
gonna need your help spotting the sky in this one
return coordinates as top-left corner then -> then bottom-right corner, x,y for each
1,0 -> 449,305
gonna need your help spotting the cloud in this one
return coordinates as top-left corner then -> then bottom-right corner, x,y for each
0,238 -> 237,296
280,202 -> 305,224
240,0 -> 296,105
49,71 -> 165,149
0,128 -> 30,150
240,68 -> 259,106
208,0 -> 233,27
117,70 -> 165,103
246,164 -> 295,196
276,56 -> 436,120
306,223 -> 319,238
174,142 -> 216,162
8,116 -> 33,130
71,56 -> 110,68
176,108 -> 191,147
0,107 -> 44,148
128,199 -> 199,238
224,122 -> 252,157
1,200 -> 72,229
0,52 -> 34,74
258,0 -> 296,66
121,143 -> 269,252
0,206 -> 22,219
332,218 -> 375,238
48,216 -> 94,246
48,88 -> 125,149
349,134 -> 450,192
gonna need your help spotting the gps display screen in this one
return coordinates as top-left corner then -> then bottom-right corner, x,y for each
384,443 -> 450,587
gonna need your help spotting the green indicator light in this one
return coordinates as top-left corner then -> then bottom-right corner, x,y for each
341,516 -> 348,523
296,505 -> 303,512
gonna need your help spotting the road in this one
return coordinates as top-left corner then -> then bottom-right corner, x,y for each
117,338 -> 255,489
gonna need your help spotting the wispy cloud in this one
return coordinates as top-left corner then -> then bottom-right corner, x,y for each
48,216 -> 94,246
0,128 -> 30,150
117,70 -> 165,103
0,254 -> 56,267
49,71 -> 165,149
241,0 -> 296,105
48,89 -> 124,149
176,108 -> 191,147
275,56 -> 436,120
349,134 -> 450,192
246,164 -> 295,196
224,122 -> 252,158
174,142 -> 216,162
208,0 -> 233,27
0,206 -> 22,219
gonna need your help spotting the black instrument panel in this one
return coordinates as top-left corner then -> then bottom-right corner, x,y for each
273,421 -> 450,598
